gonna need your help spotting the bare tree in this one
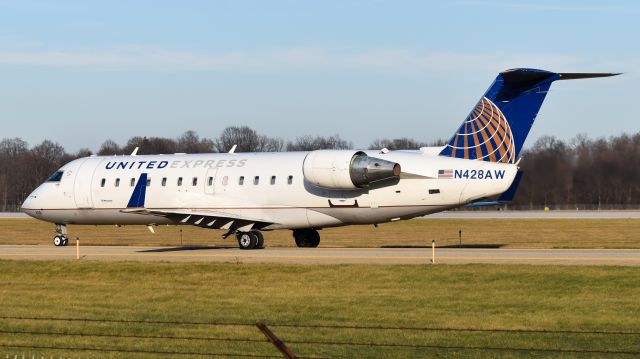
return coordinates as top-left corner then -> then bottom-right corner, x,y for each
122,136 -> 178,155
177,131 -> 215,153
28,140 -> 67,177
0,138 -> 28,157
368,137 -> 444,150
214,126 -> 283,153
0,138 -> 29,211
75,148 -> 93,158
98,140 -> 122,155
286,135 -> 352,151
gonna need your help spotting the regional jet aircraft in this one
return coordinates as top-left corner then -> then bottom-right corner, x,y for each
22,69 -> 618,249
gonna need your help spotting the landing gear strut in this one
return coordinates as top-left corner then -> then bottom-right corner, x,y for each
236,231 -> 264,250
53,224 -> 69,247
293,229 -> 320,248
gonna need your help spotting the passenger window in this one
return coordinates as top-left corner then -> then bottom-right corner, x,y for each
287,175 -> 293,185
208,177 -> 213,186
130,178 -> 135,187
222,176 -> 228,186
270,176 -> 276,185
146,178 -> 151,187
177,177 -> 183,186
429,189 -> 440,194
46,171 -> 64,182
161,178 -> 167,187
192,177 -> 198,186
115,178 -> 120,187
254,176 -> 259,185
100,178 -> 106,187
239,176 -> 244,185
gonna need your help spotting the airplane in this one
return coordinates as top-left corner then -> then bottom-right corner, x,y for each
21,68 -> 618,249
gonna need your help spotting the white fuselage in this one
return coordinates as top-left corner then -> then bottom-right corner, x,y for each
22,150 -> 518,230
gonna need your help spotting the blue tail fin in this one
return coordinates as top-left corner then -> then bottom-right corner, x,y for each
497,170 -> 523,202
127,173 -> 148,208
439,69 -> 619,163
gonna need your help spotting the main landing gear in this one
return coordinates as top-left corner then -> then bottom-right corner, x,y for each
236,231 -> 265,250
293,229 -> 320,248
53,224 -> 69,247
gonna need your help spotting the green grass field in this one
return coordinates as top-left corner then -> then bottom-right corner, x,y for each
2,217 -> 640,248
0,260 -> 639,358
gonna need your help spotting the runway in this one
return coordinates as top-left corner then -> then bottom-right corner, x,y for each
0,245 -> 639,265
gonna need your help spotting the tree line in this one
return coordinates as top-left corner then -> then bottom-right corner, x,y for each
1,126 -> 638,211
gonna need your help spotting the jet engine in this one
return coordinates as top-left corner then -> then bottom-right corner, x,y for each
302,150 -> 401,190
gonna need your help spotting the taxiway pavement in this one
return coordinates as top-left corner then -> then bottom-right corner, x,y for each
0,245 -> 638,265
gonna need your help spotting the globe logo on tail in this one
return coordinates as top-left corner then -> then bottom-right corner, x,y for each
443,97 -> 515,164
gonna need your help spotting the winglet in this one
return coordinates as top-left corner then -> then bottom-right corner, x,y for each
127,173 -> 148,208
131,147 -> 139,156
228,144 -> 237,154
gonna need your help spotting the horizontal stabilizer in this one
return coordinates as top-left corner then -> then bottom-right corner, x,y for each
558,72 -> 621,80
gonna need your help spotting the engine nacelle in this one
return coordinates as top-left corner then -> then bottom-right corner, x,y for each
302,150 -> 401,190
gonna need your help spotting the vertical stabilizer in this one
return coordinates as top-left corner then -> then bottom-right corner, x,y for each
439,69 -> 619,163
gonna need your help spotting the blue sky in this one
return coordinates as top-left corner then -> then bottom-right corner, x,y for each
0,0 -> 638,152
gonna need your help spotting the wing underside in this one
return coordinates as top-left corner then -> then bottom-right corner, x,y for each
121,208 -> 274,232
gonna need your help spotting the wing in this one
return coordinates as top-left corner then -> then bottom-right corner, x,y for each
122,207 -> 275,232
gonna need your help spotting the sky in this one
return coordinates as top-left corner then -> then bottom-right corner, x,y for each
0,0 -> 638,152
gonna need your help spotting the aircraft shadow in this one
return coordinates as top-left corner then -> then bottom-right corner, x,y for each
437,244 -> 504,249
381,244 -> 504,249
137,246 -> 237,253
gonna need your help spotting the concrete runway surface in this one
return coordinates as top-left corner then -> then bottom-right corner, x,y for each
0,245 -> 639,265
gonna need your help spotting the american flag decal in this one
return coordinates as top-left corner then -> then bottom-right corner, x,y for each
438,169 -> 453,179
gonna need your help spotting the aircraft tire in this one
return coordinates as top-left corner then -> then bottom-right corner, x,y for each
307,230 -> 320,248
53,236 -> 63,247
253,231 -> 265,249
62,237 -> 68,246
294,235 -> 306,247
293,229 -> 320,248
237,232 -> 258,250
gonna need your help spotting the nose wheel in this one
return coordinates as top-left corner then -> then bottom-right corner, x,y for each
53,224 -> 69,246
53,236 -> 68,246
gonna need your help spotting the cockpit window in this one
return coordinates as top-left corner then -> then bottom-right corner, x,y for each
46,171 -> 64,182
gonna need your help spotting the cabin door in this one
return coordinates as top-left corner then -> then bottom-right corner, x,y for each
73,157 -> 102,208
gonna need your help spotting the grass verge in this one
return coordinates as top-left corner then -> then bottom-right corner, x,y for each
2,218 -> 640,248
0,260 -> 638,358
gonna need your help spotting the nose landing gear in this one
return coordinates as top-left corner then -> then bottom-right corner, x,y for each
53,224 -> 69,246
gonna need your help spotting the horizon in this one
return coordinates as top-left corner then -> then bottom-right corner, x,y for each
3,127 -> 639,155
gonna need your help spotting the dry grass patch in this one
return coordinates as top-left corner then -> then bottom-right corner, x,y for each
1,218 -> 639,249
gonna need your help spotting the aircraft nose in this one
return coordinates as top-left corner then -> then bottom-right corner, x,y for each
21,193 -> 35,210
21,190 -> 42,217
